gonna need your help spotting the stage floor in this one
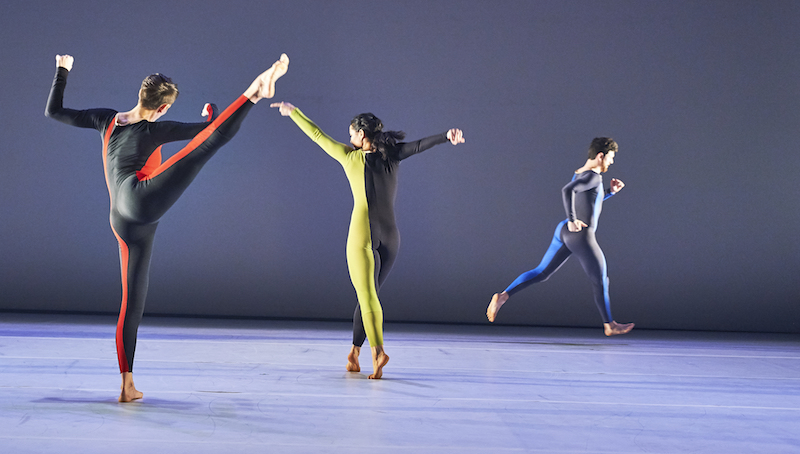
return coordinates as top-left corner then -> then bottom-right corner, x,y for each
1,313 -> 798,453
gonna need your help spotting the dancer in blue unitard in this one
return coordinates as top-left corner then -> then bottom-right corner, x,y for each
486,137 -> 634,336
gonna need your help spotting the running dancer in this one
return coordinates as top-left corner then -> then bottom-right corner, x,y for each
271,101 -> 464,378
486,138 -> 634,336
46,53 -> 289,402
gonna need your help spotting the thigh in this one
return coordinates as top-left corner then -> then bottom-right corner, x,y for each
374,231 -> 400,290
346,227 -> 379,306
564,230 -> 606,281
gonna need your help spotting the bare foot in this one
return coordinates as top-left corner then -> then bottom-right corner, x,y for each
258,53 -> 289,99
346,345 -> 361,372
244,53 -> 290,102
487,292 -> 509,322
604,321 -> 635,336
119,372 -> 143,403
368,346 -> 389,379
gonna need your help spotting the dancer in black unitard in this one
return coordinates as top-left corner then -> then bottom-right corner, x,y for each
486,138 -> 634,336
45,53 -> 289,401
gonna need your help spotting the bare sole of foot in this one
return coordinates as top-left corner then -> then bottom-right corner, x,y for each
604,321 -> 635,336
259,53 -> 289,99
346,349 -> 360,372
368,353 -> 389,379
487,292 -> 508,322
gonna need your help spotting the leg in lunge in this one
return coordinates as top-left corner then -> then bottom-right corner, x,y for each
487,222 -> 571,322
487,138 -> 634,336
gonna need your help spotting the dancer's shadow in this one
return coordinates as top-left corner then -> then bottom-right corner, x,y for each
33,396 -> 203,411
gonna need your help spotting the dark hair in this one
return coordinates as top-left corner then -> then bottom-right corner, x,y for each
139,73 -> 178,110
351,113 -> 405,161
588,137 -> 618,159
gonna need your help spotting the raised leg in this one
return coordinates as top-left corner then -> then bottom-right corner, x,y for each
244,53 -> 289,102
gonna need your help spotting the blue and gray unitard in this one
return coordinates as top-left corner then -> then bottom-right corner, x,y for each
504,170 -> 617,323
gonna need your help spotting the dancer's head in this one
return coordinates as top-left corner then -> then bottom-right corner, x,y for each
588,137 -> 618,172
139,74 -> 178,111
349,113 -> 383,148
349,113 -> 405,161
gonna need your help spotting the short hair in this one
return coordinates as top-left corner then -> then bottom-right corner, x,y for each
139,74 -> 178,110
588,137 -> 618,159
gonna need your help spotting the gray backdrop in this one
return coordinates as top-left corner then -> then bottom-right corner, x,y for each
1,0 -> 798,333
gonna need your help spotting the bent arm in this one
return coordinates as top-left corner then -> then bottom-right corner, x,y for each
45,67 -> 115,130
604,178 -> 624,199
561,172 -> 601,222
395,133 -> 449,160
289,108 -> 350,163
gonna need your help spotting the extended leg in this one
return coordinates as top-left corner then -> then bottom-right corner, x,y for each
125,98 -> 255,223
124,54 -> 290,223
488,221 -> 571,322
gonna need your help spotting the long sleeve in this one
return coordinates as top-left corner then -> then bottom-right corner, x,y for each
561,171 -> 602,223
289,108 -> 350,164
45,67 -> 115,131
395,133 -> 448,161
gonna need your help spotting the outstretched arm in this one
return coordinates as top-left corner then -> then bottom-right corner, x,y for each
271,102 -> 350,164
45,54 -> 115,130
396,128 -> 465,160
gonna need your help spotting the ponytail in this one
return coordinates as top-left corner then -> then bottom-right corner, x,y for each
351,113 -> 405,161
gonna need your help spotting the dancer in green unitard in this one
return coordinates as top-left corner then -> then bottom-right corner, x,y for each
271,101 -> 464,379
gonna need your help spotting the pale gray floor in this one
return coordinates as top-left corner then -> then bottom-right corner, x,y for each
1,313 -> 798,454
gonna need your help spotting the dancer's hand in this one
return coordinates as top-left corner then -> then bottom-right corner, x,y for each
270,102 -> 296,116
609,178 -> 625,194
56,54 -> 74,71
446,128 -> 465,145
568,220 -> 588,232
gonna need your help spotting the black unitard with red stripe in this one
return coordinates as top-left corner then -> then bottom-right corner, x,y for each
46,67 -> 253,372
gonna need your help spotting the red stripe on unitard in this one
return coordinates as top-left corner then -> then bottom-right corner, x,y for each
102,119 -> 131,373
136,146 -> 163,180
140,96 -> 247,181
112,228 -> 131,373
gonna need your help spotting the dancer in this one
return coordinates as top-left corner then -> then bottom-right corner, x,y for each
271,102 -> 464,378
486,138 -> 634,336
46,53 -> 289,402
